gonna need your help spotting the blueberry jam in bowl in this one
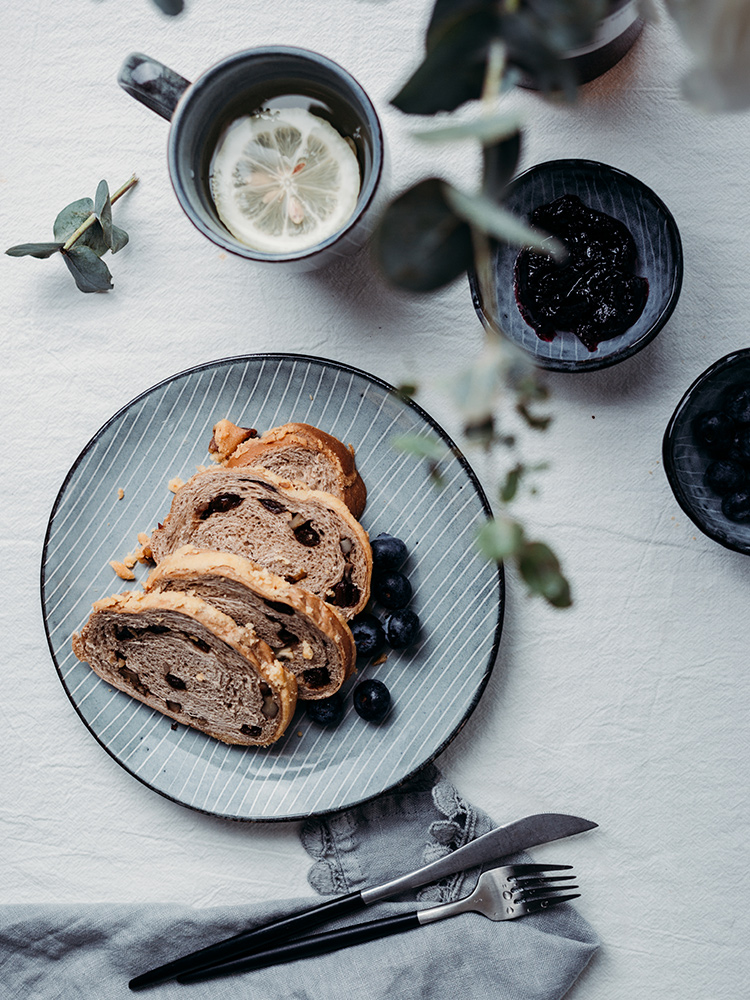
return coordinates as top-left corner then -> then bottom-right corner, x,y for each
663,349 -> 750,556
469,159 -> 683,373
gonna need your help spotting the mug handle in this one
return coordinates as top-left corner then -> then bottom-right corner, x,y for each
117,52 -> 191,121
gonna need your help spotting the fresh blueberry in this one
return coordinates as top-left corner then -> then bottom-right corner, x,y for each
373,571 -> 412,609
692,410 -> 736,455
305,693 -> 345,727
722,491 -> 750,523
353,679 -> 391,722
371,533 -> 408,571
384,608 -> 420,649
704,459 -> 747,496
734,426 -> 750,463
725,386 -> 750,425
350,613 -> 386,658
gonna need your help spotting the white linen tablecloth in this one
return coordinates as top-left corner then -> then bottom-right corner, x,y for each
1,2 -> 748,998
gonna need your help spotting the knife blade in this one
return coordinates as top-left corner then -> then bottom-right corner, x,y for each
128,812 -> 595,991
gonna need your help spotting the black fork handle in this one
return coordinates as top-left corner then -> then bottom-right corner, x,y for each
177,911 -> 423,984
128,891 -> 367,991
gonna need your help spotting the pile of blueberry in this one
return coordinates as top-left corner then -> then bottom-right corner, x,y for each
693,383 -> 750,523
306,532 -> 420,727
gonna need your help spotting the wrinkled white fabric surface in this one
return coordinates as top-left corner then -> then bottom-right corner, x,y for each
1,3 -> 749,1000
0,768 -> 598,999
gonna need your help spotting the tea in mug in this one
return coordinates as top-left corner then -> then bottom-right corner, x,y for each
209,87 -> 365,254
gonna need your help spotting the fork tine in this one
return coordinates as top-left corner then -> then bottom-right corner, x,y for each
521,893 -> 580,914
512,874 -> 577,886
505,864 -> 573,874
520,884 -> 579,901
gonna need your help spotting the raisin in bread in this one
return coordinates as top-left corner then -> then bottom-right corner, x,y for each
71,589 -> 297,746
211,420 -> 367,518
150,467 -> 372,619
145,546 -> 356,699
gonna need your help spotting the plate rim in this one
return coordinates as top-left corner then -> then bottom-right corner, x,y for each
662,347 -> 750,556
468,156 -> 684,374
40,352 -> 505,822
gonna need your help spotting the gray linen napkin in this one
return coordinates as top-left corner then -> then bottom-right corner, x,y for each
0,766 -> 598,999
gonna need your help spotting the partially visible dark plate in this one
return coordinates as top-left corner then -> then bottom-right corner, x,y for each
469,158 -> 683,373
663,349 -> 750,555
41,354 -> 504,821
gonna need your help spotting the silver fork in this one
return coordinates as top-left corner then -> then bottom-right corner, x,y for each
177,863 -> 580,985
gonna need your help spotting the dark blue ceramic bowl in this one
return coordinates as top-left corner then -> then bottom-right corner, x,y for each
663,349 -> 750,556
468,158 -> 683,372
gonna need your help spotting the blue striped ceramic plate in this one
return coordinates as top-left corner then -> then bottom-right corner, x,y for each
41,355 -> 503,821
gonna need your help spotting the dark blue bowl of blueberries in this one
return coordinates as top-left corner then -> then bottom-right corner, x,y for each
663,349 -> 750,554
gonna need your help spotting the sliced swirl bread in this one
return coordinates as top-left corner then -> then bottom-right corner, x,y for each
150,466 -> 372,619
145,546 -> 356,699
211,420 -> 367,518
71,589 -> 297,746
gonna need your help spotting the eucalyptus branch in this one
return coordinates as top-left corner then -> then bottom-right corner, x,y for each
61,175 -> 138,252
6,175 -> 138,293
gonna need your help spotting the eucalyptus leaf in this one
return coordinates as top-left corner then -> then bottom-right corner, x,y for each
109,224 -> 129,254
392,433 -> 451,463
413,110 -> 524,146
152,0 -> 184,14
5,242 -> 63,258
53,198 -> 93,241
445,185 -> 565,259
53,198 -> 109,257
476,516 -> 525,562
94,180 -> 113,249
518,540 -> 571,608
426,0 -> 493,52
371,178 -> 473,292
499,464 -> 523,503
62,245 -> 113,293
393,8 -> 495,114
482,129 -> 522,201
496,10 -> 578,97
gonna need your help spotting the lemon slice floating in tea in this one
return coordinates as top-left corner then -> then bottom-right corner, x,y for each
210,107 -> 361,254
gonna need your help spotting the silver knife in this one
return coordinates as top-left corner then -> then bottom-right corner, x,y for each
129,812 -> 596,992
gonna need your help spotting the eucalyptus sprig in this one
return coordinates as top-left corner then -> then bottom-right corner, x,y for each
372,1 -> 583,608
6,176 -> 138,293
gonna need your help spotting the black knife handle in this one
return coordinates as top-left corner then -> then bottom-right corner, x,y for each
177,911 -> 423,984
128,890 -> 366,991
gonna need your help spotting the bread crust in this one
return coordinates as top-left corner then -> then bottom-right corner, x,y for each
145,546 -> 356,699
72,589 -> 297,746
150,466 -> 372,619
221,421 -> 367,518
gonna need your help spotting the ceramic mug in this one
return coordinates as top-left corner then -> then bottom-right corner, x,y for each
118,48 -> 385,271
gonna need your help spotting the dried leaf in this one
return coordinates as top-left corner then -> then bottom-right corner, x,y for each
53,198 -> 109,257
62,245 -> 113,293
5,242 -> 63,258
109,224 -> 129,254
371,178 -> 473,292
94,180 -> 113,249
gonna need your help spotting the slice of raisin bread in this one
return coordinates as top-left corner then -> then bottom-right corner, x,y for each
211,420 -> 367,518
71,589 -> 297,746
145,546 -> 356,699
150,467 -> 372,619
